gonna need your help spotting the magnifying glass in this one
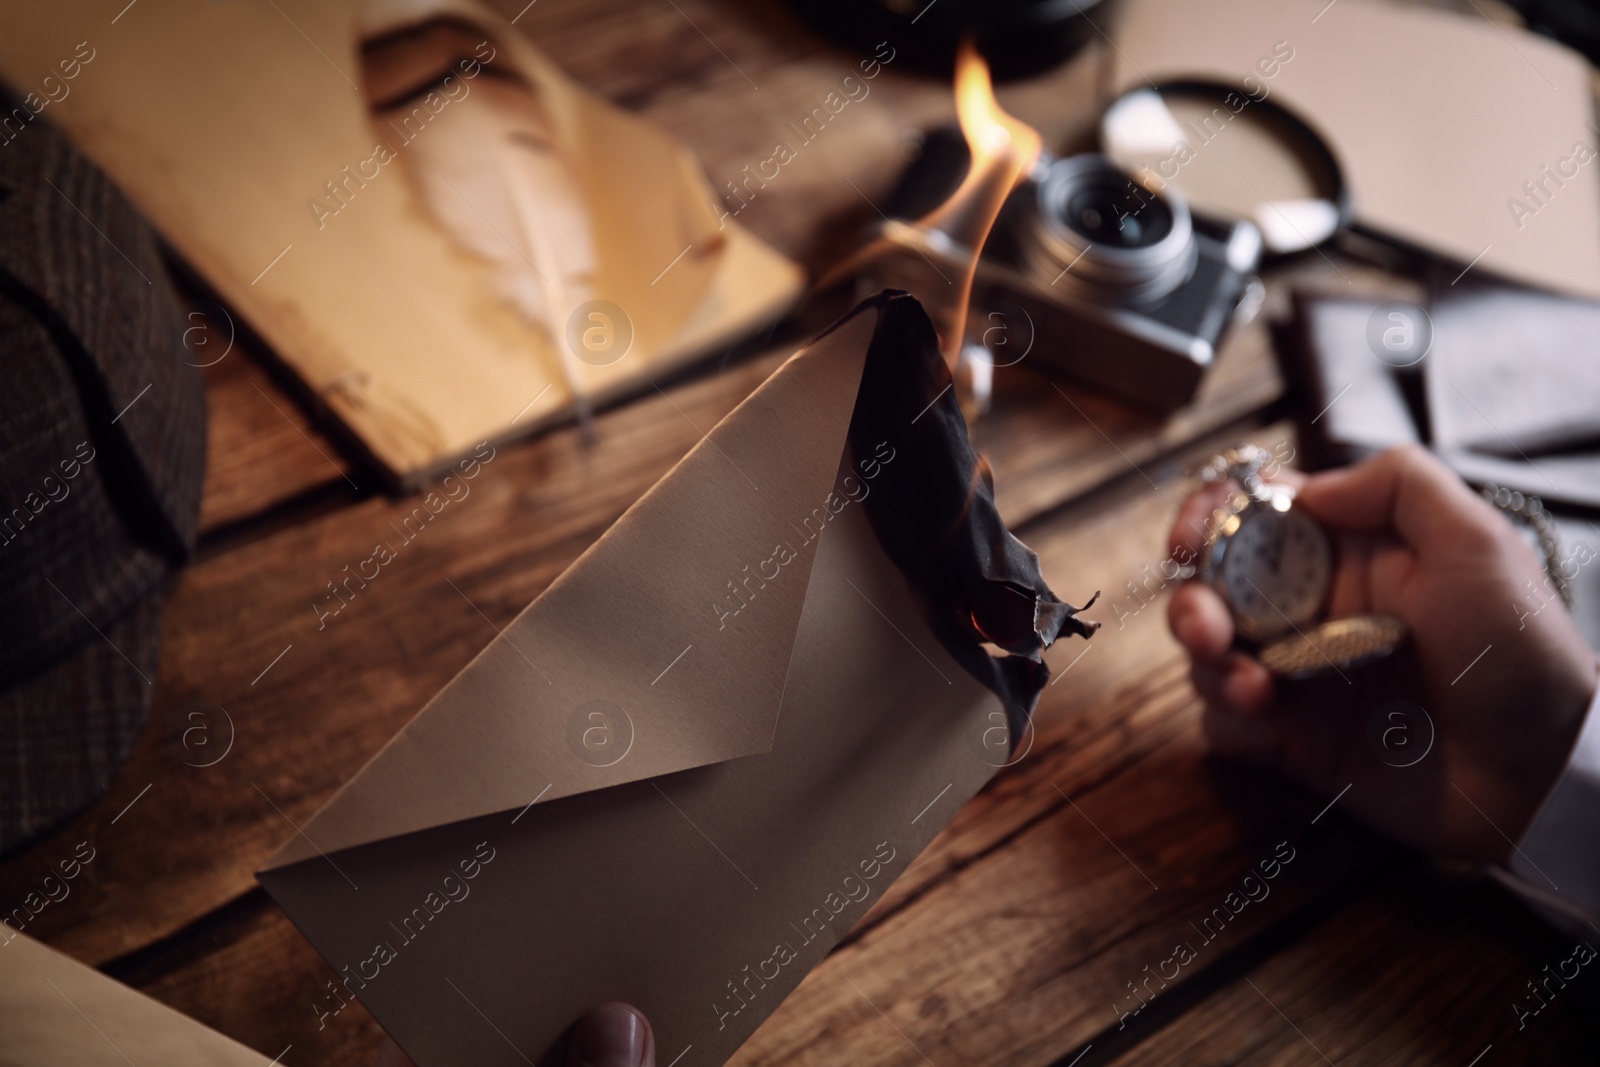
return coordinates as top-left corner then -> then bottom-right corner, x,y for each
1099,81 -> 1350,255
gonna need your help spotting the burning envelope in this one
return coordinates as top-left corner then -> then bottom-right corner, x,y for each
921,41 -> 1041,369
828,43 -> 1043,419
258,292 -> 1095,1066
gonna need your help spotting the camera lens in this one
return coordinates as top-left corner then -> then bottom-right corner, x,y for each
1060,177 -> 1174,249
1022,154 -> 1196,305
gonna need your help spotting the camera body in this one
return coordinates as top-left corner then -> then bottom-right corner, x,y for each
876,145 -> 1264,411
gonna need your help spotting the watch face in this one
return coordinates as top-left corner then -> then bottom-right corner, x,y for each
1219,506 -> 1333,639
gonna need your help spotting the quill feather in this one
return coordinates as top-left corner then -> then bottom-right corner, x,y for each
366,52 -> 598,432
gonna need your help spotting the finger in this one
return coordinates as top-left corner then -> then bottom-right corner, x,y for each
1263,465 -> 1307,493
568,1003 -> 654,1067
1168,583 -> 1234,662
1169,482 -> 1235,565
1366,539 -> 1416,615
1191,659 -> 1227,707
1296,444 -> 1495,550
1201,703 -> 1287,765
1222,653 -> 1275,718
1324,532 -> 1376,619
1189,652 -> 1275,720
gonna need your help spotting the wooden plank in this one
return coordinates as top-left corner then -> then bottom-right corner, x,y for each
188,246 -> 1290,543
981,315 -> 1278,525
0,289 -> 1288,968
1103,866 -> 1600,1066
102,680 -> 1386,1067
0,344 -> 717,961
3,0 -> 1404,1021
197,339 -> 358,535
1,4 -> 1514,1064
102,890 -> 388,1067
96,422 -> 1408,1066
8,0 -> 1425,976
719,425 -> 1388,1067
0,346 -> 778,965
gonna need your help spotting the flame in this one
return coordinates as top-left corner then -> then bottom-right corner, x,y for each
921,41 -> 1042,370
954,40 -> 1041,181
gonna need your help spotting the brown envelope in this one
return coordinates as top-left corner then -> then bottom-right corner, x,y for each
0,931 -> 273,1065
258,293 -> 1094,1066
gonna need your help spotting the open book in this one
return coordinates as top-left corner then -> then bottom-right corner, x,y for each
0,0 -> 803,485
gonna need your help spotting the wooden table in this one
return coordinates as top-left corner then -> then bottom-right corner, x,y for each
5,1 -> 1597,1063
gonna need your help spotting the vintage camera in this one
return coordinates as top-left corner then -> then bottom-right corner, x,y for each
876,140 -> 1264,411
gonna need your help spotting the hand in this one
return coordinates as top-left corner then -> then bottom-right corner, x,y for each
375,1002 -> 654,1067
1167,444 -> 1597,863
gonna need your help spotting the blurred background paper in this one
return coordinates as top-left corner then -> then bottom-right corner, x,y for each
1111,0 -> 1600,300
1427,278 -> 1600,456
0,0 -> 802,485
1286,284 -> 1600,510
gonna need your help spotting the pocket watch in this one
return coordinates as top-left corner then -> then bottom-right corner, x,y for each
1195,445 -> 1407,678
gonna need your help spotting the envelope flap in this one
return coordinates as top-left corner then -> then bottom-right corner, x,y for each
265,308 -> 879,869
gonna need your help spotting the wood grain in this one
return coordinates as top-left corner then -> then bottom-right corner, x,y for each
0,346 -> 781,966
93,425 -> 1407,1067
1104,866 -> 1600,1067
3,2 -> 1548,1065
197,332 -> 360,536
103,889 -> 389,1067
0,246 -> 1293,968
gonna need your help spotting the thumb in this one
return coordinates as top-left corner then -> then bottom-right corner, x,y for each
567,1003 -> 654,1067
1295,444 -> 1490,549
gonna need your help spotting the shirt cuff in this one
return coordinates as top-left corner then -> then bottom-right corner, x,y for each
1499,679 -> 1600,930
